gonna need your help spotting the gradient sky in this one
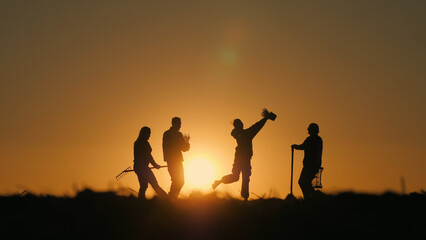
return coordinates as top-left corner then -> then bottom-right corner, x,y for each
1,1 -> 425,198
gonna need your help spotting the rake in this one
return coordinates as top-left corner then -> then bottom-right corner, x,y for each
115,165 -> 167,180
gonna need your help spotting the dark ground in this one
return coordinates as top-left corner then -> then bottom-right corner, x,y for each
1,189 -> 425,239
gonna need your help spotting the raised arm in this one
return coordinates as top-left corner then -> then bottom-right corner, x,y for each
247,117 -> 268,139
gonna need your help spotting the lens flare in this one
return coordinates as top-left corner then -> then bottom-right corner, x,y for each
221,46 -> 238,66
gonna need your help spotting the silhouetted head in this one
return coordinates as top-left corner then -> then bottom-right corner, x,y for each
308,123 -> 319,135
138,126 -> 151,141
172,117 -> 181,130
233,119 -> 243,130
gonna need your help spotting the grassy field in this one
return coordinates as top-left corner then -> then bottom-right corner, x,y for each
1,189 -> 425,239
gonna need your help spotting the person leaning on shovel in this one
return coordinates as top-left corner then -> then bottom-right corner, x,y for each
291,123 -> 323,199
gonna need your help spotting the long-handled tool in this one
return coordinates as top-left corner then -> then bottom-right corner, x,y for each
290,147 -> 294,196
286,147 -> 324,199
285,147 -> 296,200
115,165 -> 167,180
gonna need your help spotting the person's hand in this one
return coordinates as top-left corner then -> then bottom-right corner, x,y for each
261,108 -> 270,120
153,163 -> 161,169
261,108 -> 276,121
183,134 -> 190,142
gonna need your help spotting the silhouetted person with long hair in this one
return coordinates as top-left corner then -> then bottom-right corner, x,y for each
212,109 -> 276,201
163,117 -> 190,200
134,126 -> 168,199
292,123 -> 323,199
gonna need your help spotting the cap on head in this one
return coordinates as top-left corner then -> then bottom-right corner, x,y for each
308,123 -> 319,135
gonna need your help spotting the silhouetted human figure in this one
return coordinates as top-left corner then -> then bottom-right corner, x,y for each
163,117 -> 190,200
212,109 -> 276,201
134,126 -> 168,199
292,123 -> 323,199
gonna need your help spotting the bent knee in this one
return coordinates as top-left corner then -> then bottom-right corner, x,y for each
222,173 -> 239,183
230,174 -> 240,182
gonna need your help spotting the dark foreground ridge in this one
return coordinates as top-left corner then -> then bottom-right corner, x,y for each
1,189 -> 425,239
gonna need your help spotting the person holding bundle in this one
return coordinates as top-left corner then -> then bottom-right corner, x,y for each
212,109 -> 276,201
163,117 -> 190,200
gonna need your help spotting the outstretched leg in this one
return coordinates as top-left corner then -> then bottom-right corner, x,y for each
212,172 -> 240,189
145,168 -> 168,199
212,159 -> 243,190
151,183 -> 168,199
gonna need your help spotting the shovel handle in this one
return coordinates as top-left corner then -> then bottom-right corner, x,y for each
290,147 -> 294,195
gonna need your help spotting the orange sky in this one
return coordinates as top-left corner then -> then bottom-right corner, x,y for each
1,1 -> 425,198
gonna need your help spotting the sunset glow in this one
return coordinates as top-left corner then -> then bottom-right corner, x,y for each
0,1 -> 424,198
185,157 -> 216,191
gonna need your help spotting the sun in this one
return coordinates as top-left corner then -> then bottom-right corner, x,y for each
185,157 -> 216,191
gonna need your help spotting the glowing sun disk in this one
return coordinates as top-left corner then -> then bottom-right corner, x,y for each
185,158 -> 215,189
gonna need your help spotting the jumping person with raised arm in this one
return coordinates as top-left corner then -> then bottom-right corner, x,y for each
212,109 -> 276,201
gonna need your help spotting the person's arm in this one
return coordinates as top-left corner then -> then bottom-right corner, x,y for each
179,132 -> 190,152
292,138 -> 307,150
162,131 -> 168,162
291,144 -> 303,150
314,138 -> 323,169
247,117 -> 268,139
146,142 -> 161,168
148,154 -> 161,169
